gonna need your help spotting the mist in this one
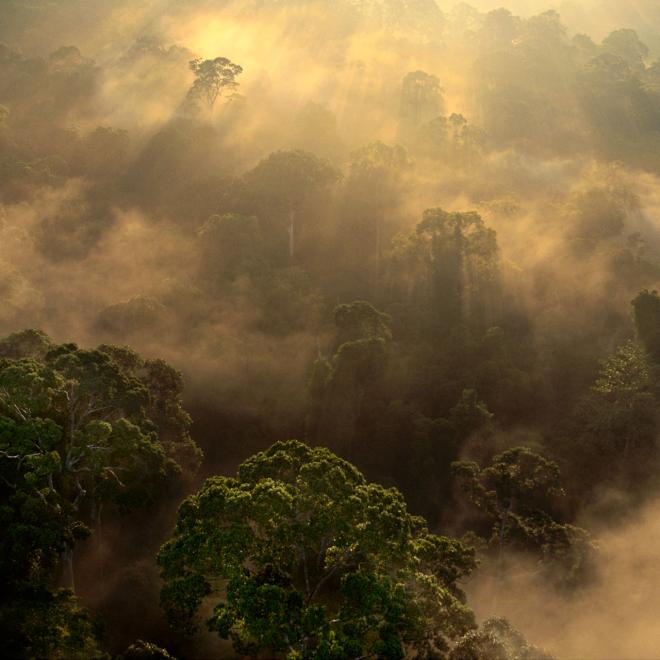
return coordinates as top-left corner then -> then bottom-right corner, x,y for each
467,496 -> 660,658
3,1 -> 660,658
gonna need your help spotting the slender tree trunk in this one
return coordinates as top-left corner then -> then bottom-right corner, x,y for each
490,499 -> 513,612
96,503 -> 105,584
497,498 -> 514,580
288,208 -> 296,258
61,545 -> 75,592
374,220 -> 382,300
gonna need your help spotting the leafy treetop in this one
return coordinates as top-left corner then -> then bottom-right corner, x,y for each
159,439 -> 477,659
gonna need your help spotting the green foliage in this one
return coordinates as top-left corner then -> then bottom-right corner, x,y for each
386,208 -> 499,335
0,586 -> 107,660
334,300 -> 392,344
117,639 -> 176,660
450,618 -> 551,660
0,328 -> 52,359
307,301 -> 391,455
159,440 -> 476,659
453,448 -> 594,586
453,447 -> 563,520
593,340 -> 651,398
559,339 -> 658,493
449,389 -> 494,438
0,330 -> 200,574
0,330 -> 201,658
5,4 -> 660,656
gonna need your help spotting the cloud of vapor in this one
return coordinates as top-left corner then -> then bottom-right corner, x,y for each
1,1 -> 660,442
4,1 -> 660,656
466,497 -> 660,659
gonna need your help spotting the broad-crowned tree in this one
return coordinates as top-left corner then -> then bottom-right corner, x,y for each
240,150 -> 340,259
341,143 -> 410,295
474,10 -> 573,150
386,208 -> 499,336
452,447 -> 593,587
1,585 -> 107,660
333,300 -> 392,346
602,29 -> 649,73
0,330 -> 201,591
559,340 -> 658,494
0,328 -> 52,359
95,296 -> 171,342
308,301 -> 391,457
413,114 -> 484,166
0,44 -> 98,127
399,71 -> 443,130
185,56 -> 242,114
196,213 -> 265,290
0,331 -> 201,659
479,9 -> 521,52
159,440 -> 477,659
570,186 -> 629,242
577,49 -> 660,156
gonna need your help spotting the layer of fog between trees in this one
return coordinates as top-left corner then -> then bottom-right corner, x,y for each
4,0 -> 660,657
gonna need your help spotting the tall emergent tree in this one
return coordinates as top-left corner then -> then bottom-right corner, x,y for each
0,331 -> 201,617
0,329 -> 201,657
307,300 -> 392,457
159,440 -> 477,659
387,208 -> 499,335
185,56 -> 243,113
240,150 -> 340,259
399,70 -> 443,129
452,448 -> 593,587
559,339 -> 658,493
342,142 -> 410,295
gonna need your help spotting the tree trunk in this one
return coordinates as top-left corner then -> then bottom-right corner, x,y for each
61,545 -> 75,592
288,208 -> 296,258
96,503 -> 105,584
491,499 -> 514,612
374,221 -> 382,300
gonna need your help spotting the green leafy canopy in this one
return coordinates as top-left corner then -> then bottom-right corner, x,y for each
159,440 -> 477,659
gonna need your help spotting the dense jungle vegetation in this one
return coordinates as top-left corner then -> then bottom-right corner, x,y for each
2,0 -> 660,658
